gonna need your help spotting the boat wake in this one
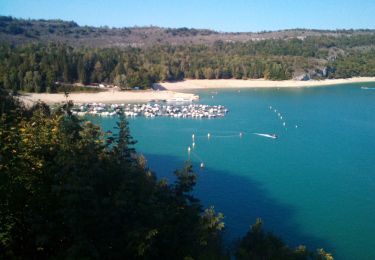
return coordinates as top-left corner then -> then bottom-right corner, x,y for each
253,133 -> 278,139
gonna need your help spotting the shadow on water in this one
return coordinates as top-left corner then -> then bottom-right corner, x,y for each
143,152 -> 334,255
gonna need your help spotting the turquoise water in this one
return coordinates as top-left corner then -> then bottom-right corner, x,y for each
96,83 -> 375,260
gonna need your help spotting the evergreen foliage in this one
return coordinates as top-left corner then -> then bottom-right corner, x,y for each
0,43 -> 295,92
235,219 -> 333,260
0,76 -> 334,259
0,89 -> 226,259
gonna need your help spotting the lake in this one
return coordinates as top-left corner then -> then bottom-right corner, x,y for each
95,83 -> 375,260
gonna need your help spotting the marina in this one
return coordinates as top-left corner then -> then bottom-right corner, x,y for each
71,102 -> 229,118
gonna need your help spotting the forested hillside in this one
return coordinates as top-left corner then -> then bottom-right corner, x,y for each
1,16 -> 375,92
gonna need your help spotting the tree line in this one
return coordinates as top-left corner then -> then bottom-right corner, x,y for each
1,32 -> 375,93
327,50 -> 375,78
0,43 -> 294,93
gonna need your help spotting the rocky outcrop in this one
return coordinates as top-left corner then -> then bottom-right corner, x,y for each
295,67 -> 336,81
294,73 -> 311,81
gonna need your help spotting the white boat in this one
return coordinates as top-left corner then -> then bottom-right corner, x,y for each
254,133 -> 278,139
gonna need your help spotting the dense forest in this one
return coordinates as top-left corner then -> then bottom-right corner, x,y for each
0,87 -> 334,259
1,38 -> 375,93
1,16 -> 375,93
0,43 -> 295,92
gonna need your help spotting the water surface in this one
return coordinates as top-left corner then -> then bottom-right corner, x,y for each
97,83 -> 375,259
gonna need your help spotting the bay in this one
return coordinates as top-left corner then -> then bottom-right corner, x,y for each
95,83 -> 375,260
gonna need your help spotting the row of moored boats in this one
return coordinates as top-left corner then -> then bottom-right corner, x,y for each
71,103 -> 228,118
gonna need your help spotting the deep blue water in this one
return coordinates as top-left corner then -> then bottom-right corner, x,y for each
96,83 -> 375,260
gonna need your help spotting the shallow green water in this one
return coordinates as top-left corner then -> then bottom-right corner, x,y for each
96,83 -> 375,259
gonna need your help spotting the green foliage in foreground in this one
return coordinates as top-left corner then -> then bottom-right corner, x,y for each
0,89 -> 226,259
0,88 -> 333,259
236,219 -> 333,260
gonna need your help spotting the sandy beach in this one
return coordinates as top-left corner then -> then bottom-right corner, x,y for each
19,77 -> 375,105
155,77 -> 375,90
20,89 -> 199,105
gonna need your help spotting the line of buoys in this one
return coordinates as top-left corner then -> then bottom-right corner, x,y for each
186,129 -> 246,170
270,105 -> 298,130
192,131 -> 245,140
187,145 -> 204,169
210,134 -> 242,138
188,130 -> 243,171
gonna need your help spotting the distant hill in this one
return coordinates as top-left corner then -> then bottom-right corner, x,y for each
1,16 -> 375,48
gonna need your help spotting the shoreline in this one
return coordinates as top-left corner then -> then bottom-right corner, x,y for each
20,89 -> 199,106
19,77 -> 375,105
154,77 -> 375,90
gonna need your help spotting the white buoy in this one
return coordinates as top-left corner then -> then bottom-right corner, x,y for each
239,132 -> 243,138
207,133 -> 211,139
283,122 -> 286,126
188,146 -> 191,153
269,106 -> 272,110
192,142 -> 195,148
212,96 -> 214,99
200,162 -> 205,169
192,134 -> 195,141
295,125 -> 298,128
280,116 -> 283,120
274,109 -> 277,113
